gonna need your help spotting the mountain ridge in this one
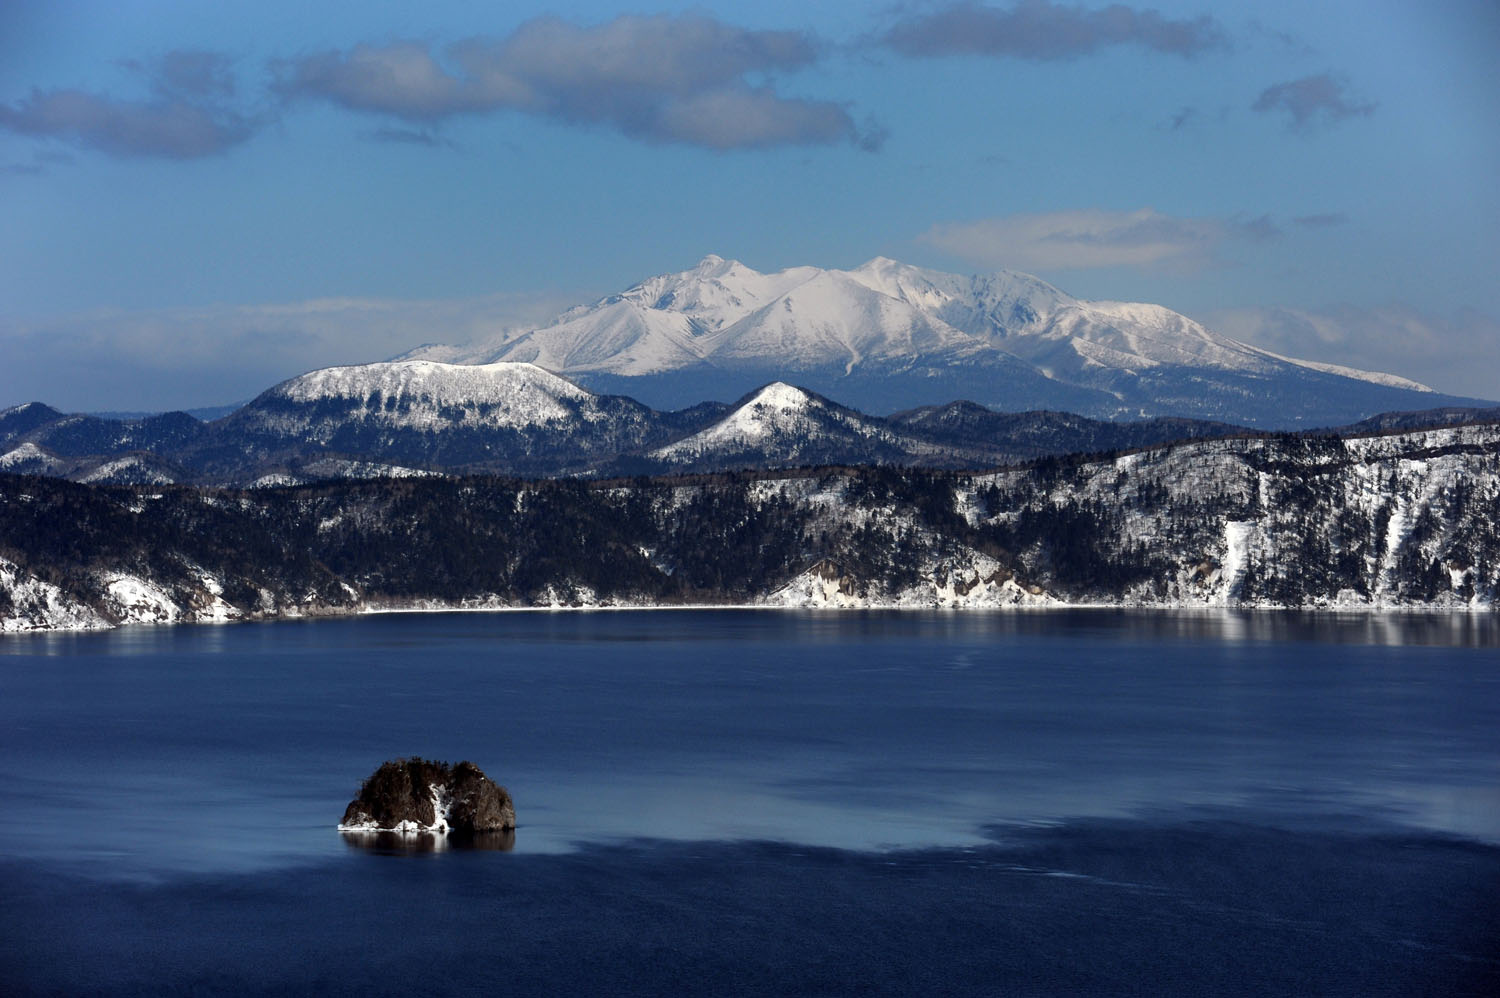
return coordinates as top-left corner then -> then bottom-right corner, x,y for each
4,420 -> 1497,632
400,255 -> 1471,424
3,357 -> 1498,490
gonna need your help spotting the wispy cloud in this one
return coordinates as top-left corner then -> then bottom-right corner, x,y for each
123,50 -> 238,100
1252,73 -> 1375,131
881,1 -> 1226,60
922,207 -> 1275,272
1200,303 -> 1500,400
0,51 -> 257,159
0,89 -> 255,158
274,14 -> 875,151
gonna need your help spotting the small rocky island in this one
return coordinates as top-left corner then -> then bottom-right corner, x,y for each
339,758 -> 516,835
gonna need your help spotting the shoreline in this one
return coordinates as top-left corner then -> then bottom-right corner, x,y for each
4,595 -> 1495,639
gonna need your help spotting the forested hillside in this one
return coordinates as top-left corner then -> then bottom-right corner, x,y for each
2,422 -> 1496,631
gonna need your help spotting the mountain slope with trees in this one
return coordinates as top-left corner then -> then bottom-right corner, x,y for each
3,421 -> 1496,631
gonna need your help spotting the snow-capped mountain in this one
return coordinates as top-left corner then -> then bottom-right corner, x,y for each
0,362 -> 718,485
200,359 -> 713,477
5,357 -> 1497,487
240,360 -> 611,435
648,382 -> 922,471
403,255 -> 1479,426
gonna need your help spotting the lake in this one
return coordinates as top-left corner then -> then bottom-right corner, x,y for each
2,609 -> 1497,995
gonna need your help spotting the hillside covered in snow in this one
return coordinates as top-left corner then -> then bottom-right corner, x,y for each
9,359 -> 1496,488
3,421 -> 1496,632
403,255 -> 1484,425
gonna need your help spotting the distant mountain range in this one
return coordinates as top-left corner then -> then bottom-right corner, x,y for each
3,360 -> 1498,488
401,255 -> 1487,426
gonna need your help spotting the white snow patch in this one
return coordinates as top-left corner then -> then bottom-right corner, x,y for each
103,574 -> 182,623
337,785 -> 453,836
0,558 -> 109,632
1219,521 -> 1256,604
79,455 -> 177,485
0,442 -> 63,471
248,473 -> 305,488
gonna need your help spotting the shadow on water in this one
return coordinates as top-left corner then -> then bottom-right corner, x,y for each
5,818 -> 1497,996
339,828 -> 516,854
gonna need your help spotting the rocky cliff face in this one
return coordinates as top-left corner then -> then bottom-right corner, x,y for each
1,421 -> 1496,632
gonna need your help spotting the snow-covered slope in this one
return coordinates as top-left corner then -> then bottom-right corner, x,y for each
1248,347 -> 1432,392
77,454 -> 183,485
404,255 -> 1468,426
704,270 -> 984,373
617,253 -> 820,334
844,256 -> 1071,338
0,442 -> 66,475
493,300 -> 707,375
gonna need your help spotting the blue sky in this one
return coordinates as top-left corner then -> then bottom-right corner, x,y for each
2,0 -> 1496,410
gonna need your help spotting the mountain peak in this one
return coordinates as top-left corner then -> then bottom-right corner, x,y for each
742,382 -> 813,412
650,381 -> 841,463
692,253 -> 738,277
850,255 -> 943,285
3,401 -> 63,419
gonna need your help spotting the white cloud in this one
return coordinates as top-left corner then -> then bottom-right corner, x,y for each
0,51 -> 256,159
273,14 -> 874,150
0,88 -> 254,159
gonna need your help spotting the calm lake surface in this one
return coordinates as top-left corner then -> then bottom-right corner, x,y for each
2,609 -> 1497,995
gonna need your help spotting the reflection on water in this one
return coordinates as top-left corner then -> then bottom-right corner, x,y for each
4,608 -> 1498,661
1131,608 -> 1500,647
340,829 -> 516,854
858,607 -> 1500,647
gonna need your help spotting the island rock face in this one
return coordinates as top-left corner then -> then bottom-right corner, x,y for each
339,758 -> 516,834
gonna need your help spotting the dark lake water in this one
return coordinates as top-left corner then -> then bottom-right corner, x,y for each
2,609 -> 1497,995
